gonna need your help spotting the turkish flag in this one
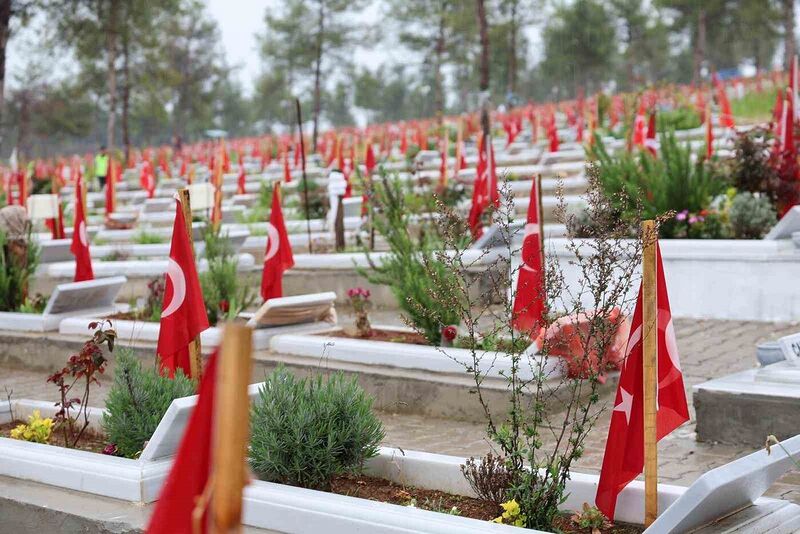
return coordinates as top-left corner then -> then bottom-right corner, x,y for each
140,161 -> 155,199
260,183 -> 294,301
236,162 -> 246,195
147,350 -> 218,534
157,198 -> 210,379
547,114 -> 559,152
468,135 -> 498,238
632,103 -> 647,149
595,244 -> 689,520
644,111 -> 658,157
713,73 -> 735,129
70,178 -> 94,282
282,149 -> 291,183
105,160 -> 117,219
511,179 -> 545,334
365,142 -> 376,175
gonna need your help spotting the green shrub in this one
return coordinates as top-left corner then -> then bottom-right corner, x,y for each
249,367 -> 384,490
102,349 -> 195,458
656,107 -> 701,132
199,225 -> 254,324
589,130 -> 729,237
0,228 -> 40,312
360,174 -> 462,344
133,231 -> 165,245
728,129 -> 780,201
728,192 -> 777,239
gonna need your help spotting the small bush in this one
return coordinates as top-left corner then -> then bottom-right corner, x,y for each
0,226 -> 40,312
249,367 -> 384,490
199,225 -> 254,324
461,453 -> 514,507
729,129 -> 780,201
102,349 -> 195,458
10,410 -> 54,443
728,192 -> 777,239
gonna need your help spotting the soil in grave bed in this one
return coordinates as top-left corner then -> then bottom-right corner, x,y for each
329,474 -> 643,533
321,328 -> 430,345
105,311 -> 157,322
0,421 -> 109,453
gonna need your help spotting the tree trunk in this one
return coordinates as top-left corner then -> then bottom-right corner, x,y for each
105,0 -> 119,150
0,0 -> 11,144
784,0 -> 796,70
311,1 -> 324,153
121,29 -> 131,164
475,0 -> 490,138
693,9 -> 706,84
625,21 -> 635,90
507,0 -> 517,95
16,90 -> 29,162
434,2 -> 446,125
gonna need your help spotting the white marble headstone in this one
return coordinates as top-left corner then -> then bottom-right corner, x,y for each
247,292 -> 337,328
44,276 -> 127,315
40,239 -> 73,263
140,383 -> 263,461
645,434 -> 800,533
778,332 -> 800,365
764,206 -> 800,240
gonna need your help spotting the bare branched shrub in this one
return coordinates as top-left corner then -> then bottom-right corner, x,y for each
461,453 -> 514,507
412,164 -> 646,529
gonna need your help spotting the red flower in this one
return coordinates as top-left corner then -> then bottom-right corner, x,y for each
219,300 -> 230,313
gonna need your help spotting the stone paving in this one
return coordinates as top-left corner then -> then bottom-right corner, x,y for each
2,316 -> 799,505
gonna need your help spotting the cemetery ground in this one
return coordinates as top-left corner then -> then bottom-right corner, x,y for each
3,308 -> 799,512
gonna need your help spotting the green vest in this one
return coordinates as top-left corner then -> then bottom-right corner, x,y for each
95,154 -> 109,176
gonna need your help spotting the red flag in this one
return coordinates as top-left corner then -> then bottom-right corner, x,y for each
644,111 -> 658,157
595,244 -> 689,520
791,55 -> 799,121
140,160 -> 155,199
45,203 -> 66,239
70,178 -> 93,282
468,135 -> 498,238
282,149 -> 291,183
365,143 -> 376,175
632,102 -> 647,149
511,179 -> 545,334
236,162 -> 246,195
147,350 -> 218,534
157,199 -> 210,379
547,114 -> 559,152
705,106 -> 714,160
260,183 -> 294,301
713,73 -> 735,129
105,160 -> 117,219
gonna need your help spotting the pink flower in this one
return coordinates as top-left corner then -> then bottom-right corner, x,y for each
102,443 -> 118,456
675,210 -> 688,221
688,215 -> 698,224
442,325 -> 457,341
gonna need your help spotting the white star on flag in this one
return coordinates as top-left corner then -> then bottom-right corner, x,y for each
613,387 -> 633,425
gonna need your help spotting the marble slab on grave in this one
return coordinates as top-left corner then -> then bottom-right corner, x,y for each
470,221 -> 526,250
40,239 -> 73,263
765,205 -> 800,240
141,197 -> 175,214
645,434 -> 800,533
341,197 -> 362,219
44,276 -> 127,316
140,383 -> 263,461
247,292 -> 337,328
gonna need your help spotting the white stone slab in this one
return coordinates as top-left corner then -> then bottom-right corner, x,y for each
645,434 -> 800,533
269,326 -> 558,381
0,276 -> 126,331
26,194 -> 59,220
778,332 -> 800,364
247,292 -> 337,328
39,239 -> 72,263
41,254 -> 255,279
765,205 -> 800,240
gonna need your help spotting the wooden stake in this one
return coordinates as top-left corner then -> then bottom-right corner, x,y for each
642,219 -> 658,526
210,323 -> 253,534
178,187 -> 202,384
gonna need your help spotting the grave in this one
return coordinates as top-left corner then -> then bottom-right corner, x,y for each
0,276 -> 126,331
646,434 -> 800,533
765,205 -> 800,240
694,332 -> 800,446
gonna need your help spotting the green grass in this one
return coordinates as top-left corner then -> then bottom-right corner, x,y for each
731,89 -> 777,123
132,231 -> 166,245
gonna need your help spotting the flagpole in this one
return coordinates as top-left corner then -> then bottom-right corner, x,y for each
210,323 -> 252,533
178,187 -> 203,384
295,98 -> 313,254
642,219 -> 658,526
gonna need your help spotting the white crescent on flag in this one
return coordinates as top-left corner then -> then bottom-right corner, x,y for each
161,258 -> 186,318
264,222 -> 280,263
78,221 -> 88,247
521,223 -> 540,273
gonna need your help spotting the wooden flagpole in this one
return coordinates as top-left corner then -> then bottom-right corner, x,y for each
210,323 -> 252,533
178,187 -> 203,384
642,219 -> 658,526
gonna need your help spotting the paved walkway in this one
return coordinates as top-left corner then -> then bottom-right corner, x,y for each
3,316 -> 799,504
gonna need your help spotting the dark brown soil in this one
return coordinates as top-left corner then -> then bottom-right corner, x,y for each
105,310 -> 154,321
330,474 -> 642,532
330,473 -> 498,520
1,421 -> 109,453
321,328 -> 429,345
